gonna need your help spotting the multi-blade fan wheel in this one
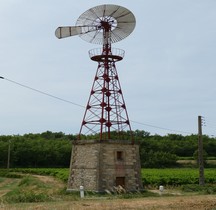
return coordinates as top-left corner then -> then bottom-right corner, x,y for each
55,4 -> 136,44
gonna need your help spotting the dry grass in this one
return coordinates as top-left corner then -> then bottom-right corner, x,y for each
1,195 -> 216,210
0,178 -> 20,198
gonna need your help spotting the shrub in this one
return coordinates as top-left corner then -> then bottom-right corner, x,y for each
141,151 -> 178,168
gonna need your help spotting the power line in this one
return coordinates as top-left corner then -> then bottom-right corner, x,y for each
130,120 -> 192,135
1,76 -> 193,135
1,77 -> 85,108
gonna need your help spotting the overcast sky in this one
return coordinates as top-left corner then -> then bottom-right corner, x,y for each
0,0 -> 216,136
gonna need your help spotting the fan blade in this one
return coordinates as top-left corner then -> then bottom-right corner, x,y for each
55,26 -> 82,39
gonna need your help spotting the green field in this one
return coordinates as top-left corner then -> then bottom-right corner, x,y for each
0,168 -> 216,208
141,168 -> 216,186
1,168 -> 215,186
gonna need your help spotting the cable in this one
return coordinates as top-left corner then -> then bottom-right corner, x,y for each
1,76 -> 193,135
1,77 -> 85,108
130,120 -> 192,135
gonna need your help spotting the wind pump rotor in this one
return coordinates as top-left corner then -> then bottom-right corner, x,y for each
55,4 -> 136,44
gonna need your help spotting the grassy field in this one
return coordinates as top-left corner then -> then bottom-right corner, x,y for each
2,167 -> 216,186
0,168 -> 216,209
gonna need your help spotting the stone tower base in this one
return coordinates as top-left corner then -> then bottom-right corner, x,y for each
67,140 -> 143,192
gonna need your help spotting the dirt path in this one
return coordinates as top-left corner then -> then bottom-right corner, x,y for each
32,174 -> 65,188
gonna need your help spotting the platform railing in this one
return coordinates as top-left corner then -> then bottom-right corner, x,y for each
88,48 -> 125,60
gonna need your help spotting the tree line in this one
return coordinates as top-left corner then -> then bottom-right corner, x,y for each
0,130 -> 215,168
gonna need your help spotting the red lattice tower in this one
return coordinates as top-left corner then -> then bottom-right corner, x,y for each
55,5 -> 136,141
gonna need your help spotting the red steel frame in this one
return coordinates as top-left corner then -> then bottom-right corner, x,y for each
78,21 -> 133,141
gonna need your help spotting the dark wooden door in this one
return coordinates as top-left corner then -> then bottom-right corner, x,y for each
116,177 -> 125,187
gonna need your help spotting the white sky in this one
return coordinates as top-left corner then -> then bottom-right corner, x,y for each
0,0 -> 216,136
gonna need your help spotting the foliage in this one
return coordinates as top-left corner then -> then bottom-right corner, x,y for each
0,169 -> 23,178
141,168 -> 216,186
0,130 -> 216,168
0,132 -> 74,168
140,150 -> 178,168
138,132 -> 216,168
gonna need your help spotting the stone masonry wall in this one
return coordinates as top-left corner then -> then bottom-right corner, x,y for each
67,140 -> 143,192
67,143 -> 100,190
99,142 -> 143,191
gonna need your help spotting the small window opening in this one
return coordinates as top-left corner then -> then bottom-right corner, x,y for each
117,151 -> 123,161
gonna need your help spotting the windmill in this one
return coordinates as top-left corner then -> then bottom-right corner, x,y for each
55,4 -> 143,192
55,4 -> 135,141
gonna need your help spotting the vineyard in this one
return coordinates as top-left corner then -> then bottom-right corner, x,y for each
142,168 -> 216,186
1,168 -> 215,187
1,167 -> 216,209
